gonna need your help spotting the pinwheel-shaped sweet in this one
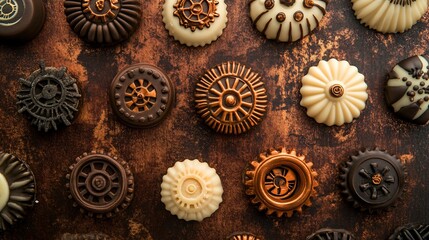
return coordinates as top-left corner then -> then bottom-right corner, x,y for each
300,59 -> 368,126
161,159 -> 223,221
352,0 -> 427,33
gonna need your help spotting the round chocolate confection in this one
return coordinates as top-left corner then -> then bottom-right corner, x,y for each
389,224 -> 429,240
109,64 -> 175,128
64,0 -> 141,45
0,0 -> 45,42
386,55 -> 429,124
243,148 -> 318,218
17,62 -> 82,132
306,228 -> 355,240
226,232 -> 262,240
0,152 -> 36,231
66,151 -> 134,218
340,149 -> 405,212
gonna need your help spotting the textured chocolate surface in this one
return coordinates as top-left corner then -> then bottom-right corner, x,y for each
389,224 -> 429,240
306,228 -> 355,240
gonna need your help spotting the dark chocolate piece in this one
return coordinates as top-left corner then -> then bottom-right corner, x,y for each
340,148 -> 405,212
389,224 -> 429,240
66,151 -> 134,218
0,152 -> 36,231
64,0 -> 141,45
17,61 -> 82,132
227,232 -> 262,240
109,64 -> 175,128
0,0 -> 45,42
306,228 -> 355,240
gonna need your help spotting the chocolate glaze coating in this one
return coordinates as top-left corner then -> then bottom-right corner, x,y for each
0,0 -> 45,42
389,224 -> 429,240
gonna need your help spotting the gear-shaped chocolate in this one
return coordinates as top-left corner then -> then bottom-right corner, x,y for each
340,148 -> 405,212
389,224 -> 429,240
0,152 -> 36,231
306,228 -> 355,240
66,151 -> 134,218
243,148 -> 318,217
173,0 -> 219,31
17,62 -> 81,132
227,232 -> 262,240
110,64 -> 175,128
195,61 -> 268,135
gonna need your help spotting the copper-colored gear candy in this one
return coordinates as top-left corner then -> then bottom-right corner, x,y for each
66,151 -> 134,218
109,64 -> 175,128
173,0 -> 219,31
64,0 -> 141,45
195,61 -> 268,134
243,148 -> 318,217
227,232 -> 262,240
0,152 -> 36,231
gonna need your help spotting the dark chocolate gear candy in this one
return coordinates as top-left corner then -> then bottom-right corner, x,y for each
226,232 -> 262,240
340,148 -> 405,212
306,228 -> 355,240
64,0 -> 141,45
17,62 -> 82,132
389,224 -> 429,240
385,55 -> 429,124
109,64 -> 175,128
0,152 -> 36,231
66,151 -> 134,218
0,0 -> 45,42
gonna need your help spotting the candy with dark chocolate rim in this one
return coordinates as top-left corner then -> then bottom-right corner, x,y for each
306,228 -> 355,240
389,223 -> 429,240
227,232 -> 262,240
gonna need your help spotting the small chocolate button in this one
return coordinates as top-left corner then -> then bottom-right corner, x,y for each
195,61 -> 268,134
66,151 -> 134,218
340,148 -> 405,212
389,224 -> 429,240
17,62 -> 82,132
0,152 -> 36,231
243,148 -> 318,217
306,228 -> 355,240
227,233 -> 262,240
0,0 -> 45,42
64,0 -> 141,45
109,64 -> 175,128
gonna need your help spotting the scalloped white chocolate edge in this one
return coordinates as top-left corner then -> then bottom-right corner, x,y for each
0,173 -> 9,212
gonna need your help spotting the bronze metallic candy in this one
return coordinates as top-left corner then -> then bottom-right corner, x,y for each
195,61 -> 268,135
66,151 -> 134,218
109,64 -> 175,128
0,0 -> 45,42
340,148 -> 405,212
64,0 -> 141,45
0,152 -> 36,231
17,62 -> 82,132
227,232 -> 262,240
243,148 -> 318,217
306,228 -> 355,240
389,224 -> 429,240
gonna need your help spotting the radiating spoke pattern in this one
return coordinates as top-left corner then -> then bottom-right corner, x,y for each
358,162 -> 395,200
174,0 -> 219,31
264,166 -> 297,199
125,79 -> 157,112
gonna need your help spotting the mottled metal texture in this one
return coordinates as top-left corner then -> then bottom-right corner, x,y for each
0,0 -> 428,239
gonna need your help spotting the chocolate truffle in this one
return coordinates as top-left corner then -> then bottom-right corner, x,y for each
0,152 -> 36,231
352,0 -> 427,33
162,0 -> 228,47
385,55 -> 429,124
66,151 -> 134,218
109,64 -> 175,128
300,59 -> 368,126
389,224 -> 429,240
249,0 -> 327,42
227,233 -> 262,240
17,62 -> 82,132
160,159 -> 223,222
195,61 -> 268,134
0,0 -> 45,42
64,0 -> 141,45
243,148 -> 318,217
306,228 -> 355,240
340,149 -> 405,212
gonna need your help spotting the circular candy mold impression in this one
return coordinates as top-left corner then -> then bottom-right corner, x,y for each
306,228 -> 355,240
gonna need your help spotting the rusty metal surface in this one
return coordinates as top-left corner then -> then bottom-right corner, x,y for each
0,0 -> 428,239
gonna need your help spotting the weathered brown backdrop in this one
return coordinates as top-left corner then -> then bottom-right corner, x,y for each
1,0 -> 429,239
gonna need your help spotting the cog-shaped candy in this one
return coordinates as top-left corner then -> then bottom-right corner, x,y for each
306,228 -> 355,240
161,159 -> 223,221
227,232 -> 262,240
389,224 -> 429,240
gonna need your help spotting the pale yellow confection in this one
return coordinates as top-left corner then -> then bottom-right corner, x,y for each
249,0 -> 327,42
300,59 -> 368,126
0,173 -> 9,212
160,159 -> 223,221
352,0 -> 427,33
162,0 -> 228,47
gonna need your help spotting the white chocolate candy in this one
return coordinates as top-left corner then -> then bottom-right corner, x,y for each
161,159 -> 223,221
352,0 -> 427,33
249,0 -> 327,42
162,0 -> 228,47
300,59 -> 368,126
0,173 -> 9,212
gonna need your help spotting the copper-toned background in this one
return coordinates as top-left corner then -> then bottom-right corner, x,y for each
1,0 -> 428,239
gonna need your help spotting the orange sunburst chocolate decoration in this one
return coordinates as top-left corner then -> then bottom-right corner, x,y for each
195,61 -> 268,134
243,147 -> 318,217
